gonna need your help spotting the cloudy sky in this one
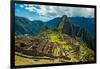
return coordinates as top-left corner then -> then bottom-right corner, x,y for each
15,3 -> 94,22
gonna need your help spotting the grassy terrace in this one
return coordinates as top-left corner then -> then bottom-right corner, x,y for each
15,30 -> 95,65
49,32 -> 78,62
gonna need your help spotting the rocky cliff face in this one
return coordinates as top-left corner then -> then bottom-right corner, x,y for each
58,15 -> 95,50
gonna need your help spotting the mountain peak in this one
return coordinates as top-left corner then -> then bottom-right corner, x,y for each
57,15 -> 69,33
62,15 -> 68,19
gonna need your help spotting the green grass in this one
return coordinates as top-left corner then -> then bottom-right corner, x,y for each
49,33 -> 78,62
49,33 -> 71,50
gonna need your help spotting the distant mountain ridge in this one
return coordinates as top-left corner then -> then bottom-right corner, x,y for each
68,17 -> 95,35
15,16 -> 94,35
47,17 -> 61,29
15,16 -> 46,36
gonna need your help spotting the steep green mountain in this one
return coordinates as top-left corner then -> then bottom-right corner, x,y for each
60,15 -> 95,50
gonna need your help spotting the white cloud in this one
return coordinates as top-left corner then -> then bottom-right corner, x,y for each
70,7 -> 94,17
20,5 -> 24,8
24,6 -> 39,12
25,7 -> 34,12
38,5 -> 47,15
20,4 -> 94,19
34,5 -> 94,18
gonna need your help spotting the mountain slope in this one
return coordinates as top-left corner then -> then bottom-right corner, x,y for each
15,16 -> 46,36
58,15 -> 95,50
47,17 -> 60,29
69,17 -> 95,35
